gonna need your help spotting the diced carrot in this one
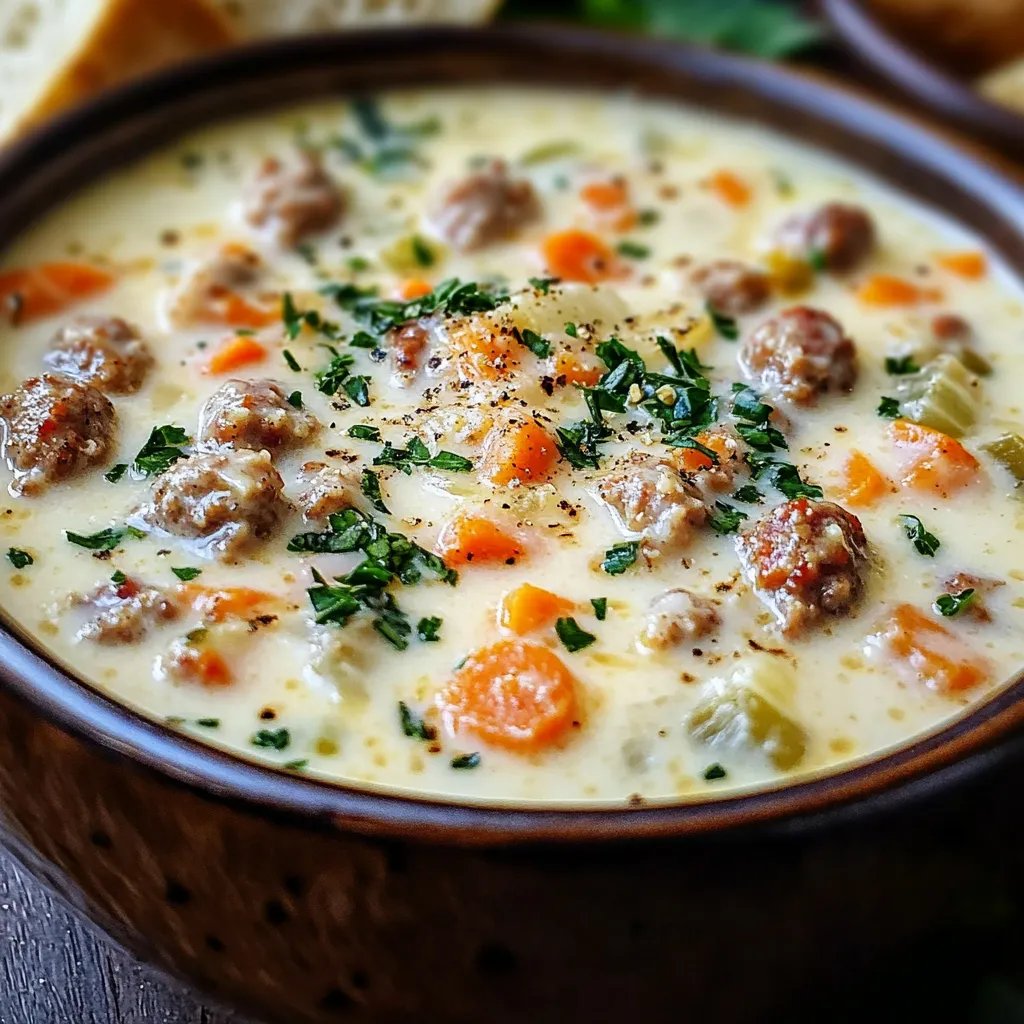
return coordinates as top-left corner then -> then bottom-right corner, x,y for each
436,511 -> 526,566
451,319 -> 520,381
935,250 -> 987,280
856,275 -> 942,306
220,293 -> 278,329
480,418 -> 559,486
437,638 -> 580,751
397,277 -> 433,300
675,430 -> 732,473
553,351 -> 603,387
499,583 -> 575,635
889,419 -> 981,495
707,170 -> 751,208
176,585 -> 280,622
541,229 -> 620,283
580,179 -> 637,231
840,450 -> 891,508
878,603 -> 990,694
188,647 -> 234,688
0,262 -> 114,323
204,335 -> 268,374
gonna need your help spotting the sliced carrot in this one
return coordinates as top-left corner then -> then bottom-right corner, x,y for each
889,419 -> 981,495
553,351 -> 603,387
188,647 -> 233,688
878,603 -> 990,694
935,250 -> 987,280
0,262 -> 114,323
541,229 -> 620,284
856,275 -> 942,306
480,418 -> 559,486
436,511 -> 526,566
204,335 -> 268,374
675,430 -> 732,473
451,319 -> 520,381
437,639 -> 580,751
500,583 -> 575,635
176,584 -> 280,622
707,170 -> 751,208
840,450 -> 891,508
580,179 -> 637,231
220,293 -> 278,329
397,277 -> 433,300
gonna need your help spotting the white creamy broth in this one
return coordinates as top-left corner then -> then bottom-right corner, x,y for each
0,86 -> 1021,806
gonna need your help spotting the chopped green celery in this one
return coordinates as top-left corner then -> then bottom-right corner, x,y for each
686,681 -> 807,771
518,140 -> 580,165
982,433 -> 1024,484
380,234 -> 445,274
897,353 -> 979,437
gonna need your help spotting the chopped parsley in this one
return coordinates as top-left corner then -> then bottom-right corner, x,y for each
347,256 -> 371,272
417,616 -> 442,642
666,435 -> 719,464
616,240 -> 651,259
348,424 -> 382,442
342,374 -> 371,407
564,321 -> 579,338
314,346 -> 356,396
65,526 -> 144,551
556,421 -> 608,470
350,331 -> 377,349
399,700 -> 437,740
6,548 -> 32,569
110,570 -> 127,584
935,588 -> 975,617
339,96 -> 441,179
748,454 -> 823,499
282,349 -> 301,372
731,384 -> 787,452
556,616 -> 596,653
515,327 -> 551,359
899,514 -> 940,557
528,276 -> 556,294
877,396 -> 902,419
171,567 -> 202,581
373,437 -> 472,474
602,541 -> 640,576
885,355 -> 920,375
282,291 -> 341,342
706,303 -> 739,340
287,390 -> 303,409
703,763 -> 728,781
410,235 -> 436,267
807,247 -> 828,273
104,463 -> 128,484
360,468 -> 390,514
732,483 -> 764,504
637,208 -> 661,227
284,759 -> 309,771
132,425 -> 190,477
251,728 -> 290,751
195,718 -> 220,729
707,501 -> 748,534
590,597 -> 608,621
450,752 -> 481,770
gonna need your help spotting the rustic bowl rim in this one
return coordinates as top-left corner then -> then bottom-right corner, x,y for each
820,0 -> 1024,155
2,23 -> 1024,847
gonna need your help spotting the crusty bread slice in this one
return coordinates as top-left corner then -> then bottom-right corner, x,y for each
0,0 -> 235,143
210,0 -> 503,36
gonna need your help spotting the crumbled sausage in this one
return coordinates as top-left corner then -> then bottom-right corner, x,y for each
740,306 -> 857,405
639,588 -> 720,650
67,576 -> 178,644
931,313 -> 974,347
169,244 -> 264,328
295,461 -> 361,519
198,378 -> 320,451
737,498 -> 868,636
429,159 -> 541,251
388,319 -> 436,386
691,260 -> 770,316
941,571 -> 1004,622
44,316 -> 154,394
130,446 -> 284,561
0,374 -> 116,495
157,635 -> 232,688
770,202 -> 876,273
243,151 -> 345,247
594,455 -> 707,556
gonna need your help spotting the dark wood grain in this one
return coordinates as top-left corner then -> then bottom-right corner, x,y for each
0,847 -> 251,1024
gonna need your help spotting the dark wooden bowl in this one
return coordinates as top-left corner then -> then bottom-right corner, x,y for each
821,0 -> 1024,158
4,25 -> 1024,1023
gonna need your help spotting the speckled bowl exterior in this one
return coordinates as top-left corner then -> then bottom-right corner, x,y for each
2,26 -> 1024,1023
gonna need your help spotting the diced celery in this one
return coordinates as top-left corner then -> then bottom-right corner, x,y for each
380,235 -> 444,274
982,433 -> 1024,484
897,353 -> 979,437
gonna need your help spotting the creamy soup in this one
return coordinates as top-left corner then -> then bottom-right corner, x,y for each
0,87 -> 1021,806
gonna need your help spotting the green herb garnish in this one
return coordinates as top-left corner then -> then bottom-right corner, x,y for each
399,700 -> 437,740
348,424 -> 382,442
556,616 -> 596,653
590,597 -> 608,621
899,514 -> 940,557
706,303 -> 739,340
171,567 -> 202,581
252,728 -> 290,751
885,355 -> 920,375
6,548 -> 32,569
707,501 -> 748,535
732,483 -> 764,504
417,616 -> 442,642
132,425 -> 189,477
516,327 -> 551,359
104,463 -> 128,484
877,396 -> 902,419
703,763 -> 728,781
450,752 -> 481,770
617,240 -> 650,259
65,526 -> 140,551
287,390 -> 303,409
342,374 -> 371,407
283,349 -> 301,372
748,454 -> 823,500
373,437 -> 472,474
602,541 -> 640,576
935,588 -> 975,617
564,321 -> 579,338
360,468 -> 390,514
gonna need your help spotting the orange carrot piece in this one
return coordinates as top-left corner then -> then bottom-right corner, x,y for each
176,585 -> 280,622
840,450 -> 891,508
675,431 -> 732,473
437,639 -> 580,751
935,250 -> 987,280
707,170 -> 751,208
856,275 -> 942,307
220,293 -> 278,329
480,418 -> 559,486
189,648 -> 234,688
397,278 -> 433,300
500,583 -> 575,635
541,229 -> 619,283
436,511 -> 525,566
0,262 -> 114,323
878,603 -> 990,694
553,351 -> 603,387
451,320 -> 520,381
580,179 -> 637,231
889,419 -> 980,495
204,335 -> 268,374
